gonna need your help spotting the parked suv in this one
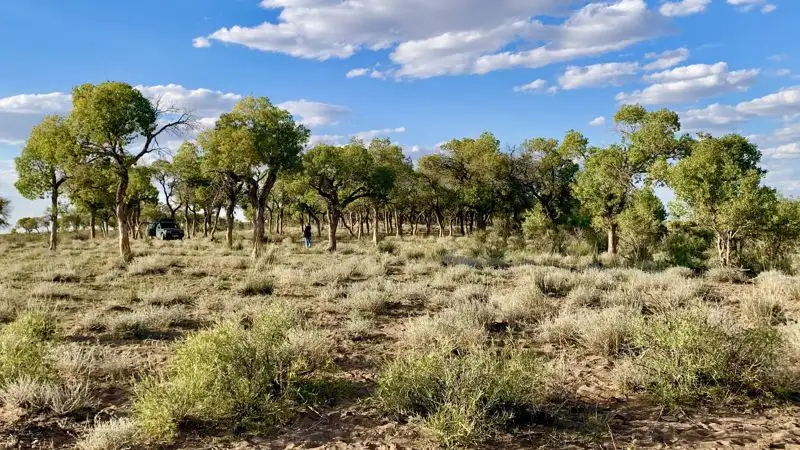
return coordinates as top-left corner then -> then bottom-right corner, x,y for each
147,219 -> 185,241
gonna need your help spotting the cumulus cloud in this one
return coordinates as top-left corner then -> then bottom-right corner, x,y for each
659,0 -> 711,17
616,62 -> 759,105
308,126 -> 407,147
354,127 -> 406,141
762,143 -> 800,159
277,99 -> 349,127
195,0 -> 669,79
135,84 -> 242,117
558,62 -> 640,90
643,48 -> 689,71
346,68 -> 369,78
590,116 -> 606,126
727,0 -> 771,12
513,79 -> 550,93
679,86 -> 800,130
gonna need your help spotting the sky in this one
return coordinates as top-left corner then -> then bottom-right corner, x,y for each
1,0 -> 799,226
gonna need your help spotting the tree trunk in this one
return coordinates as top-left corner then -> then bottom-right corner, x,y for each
395,210 -> 403,237
89,212 -> 96,239
226,202 -> 235,248
607,223 -> 618,255
328,208 -> 340,252
49,187 -> 58,251
357,211 -> 364,239
252,204 -> 266,258
372,206 -> 380,245
211,205 -> 222,241
116,172 -> 132,262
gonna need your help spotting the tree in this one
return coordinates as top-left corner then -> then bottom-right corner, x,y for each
172,142 -> 206,238
304,141 -> 394,251
150,159 -> 182,221
204,97 -> 309,257
69,81 -> 193,261
668,134 -> 775,267
417,154 -> 460,237
750,197 -> 800,272
438,132 -> 507,231
575,105 -> 685,254
618,187 -> 666,264
15,115 -> 81,251
0,196 -> 10,229
368,138 -> 413,242
67,161 -> 117,238
513,130 -> 586,250
16,217 -> 40,234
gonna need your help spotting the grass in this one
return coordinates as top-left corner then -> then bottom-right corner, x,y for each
3,231 -> 800,448
132,303 -> 335,443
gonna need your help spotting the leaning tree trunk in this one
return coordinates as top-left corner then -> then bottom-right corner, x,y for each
328,208 -> 340,252
607,223 -> 618,255
49,187 -> 59,251
225,202 -> 235,248
210,205 -> 222,241
115,172 -> 132,262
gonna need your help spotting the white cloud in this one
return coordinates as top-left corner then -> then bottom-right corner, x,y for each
762,143 -> 800,159
0,93 -> 71,114
354,127 -> 406,141
558,62 -> 639,90
192,37 -> 211,48
512,79 -> 550,93
277,99 -> 349,127
616,62 -> 759,105
659,0 -> 711,17
135,84 -> 242,117
726,0 -> 769,12
590,116 -> 606,126
769,54 -> 788,62
346,68 -> 369,78
196,0 -> 669,79
643,47 -> 689,71
679,86 -> 800,130
762,4 -> 777,13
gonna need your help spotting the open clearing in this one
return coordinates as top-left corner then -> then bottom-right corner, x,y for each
1,232 -> 799,449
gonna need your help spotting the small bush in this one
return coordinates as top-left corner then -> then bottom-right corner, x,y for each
622,307 -> 790,405
139,285 -> 193,306
105,307 -> 187,339
706,267 -> 748,284
378,240 -> 398,254
0,313 -> 57,386
341,280 -> 395,316
376,344 -> 566,447
76,418 -> 138,450
345,313 -> 374,339
237,276 -> 275,297
132,304 -> 334,443
528,268 -> 579,298
492,288 -> 557,326
127,256 -> 180,276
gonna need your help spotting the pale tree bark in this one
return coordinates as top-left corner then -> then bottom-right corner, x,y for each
49,185 -> 59,251
116,172 -> 132,262
372,206 -> 380,245
328,209 -> 340,251
607,223 -> 618,255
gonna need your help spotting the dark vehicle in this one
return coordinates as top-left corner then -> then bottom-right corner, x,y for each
147,219 -> 185,241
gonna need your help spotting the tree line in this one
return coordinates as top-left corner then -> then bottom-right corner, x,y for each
6,80 -> 800,270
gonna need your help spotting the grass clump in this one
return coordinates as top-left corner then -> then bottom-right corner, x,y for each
127,255 -> 180,276
76,418 -> 138,450
0,312 -> 57,386
621,307 -> 792,405
236,276 -> 275,297
132,304 -> 334,443
376,343 -> 566,447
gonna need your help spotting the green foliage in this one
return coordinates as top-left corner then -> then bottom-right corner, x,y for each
618,187 -> 666,264
16,217 -> 41,233
376,344 -> 561,447
237,276 -> 275,296
744,197 -> 800,273
0,312 -> 57,387
15,115 -> 79,200
133,304 -> 333,443
668,134 -> 776,267
658,220 -> 713,270
625,307 -> 789,405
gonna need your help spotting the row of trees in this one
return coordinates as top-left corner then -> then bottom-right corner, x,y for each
9,80 -> 798,268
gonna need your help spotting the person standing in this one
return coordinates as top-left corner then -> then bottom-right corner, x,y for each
303,224 -> 312,248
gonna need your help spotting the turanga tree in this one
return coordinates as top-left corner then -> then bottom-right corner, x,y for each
14,115 -> 81,251
69,81 -> 193,261
204,97 -> 309,257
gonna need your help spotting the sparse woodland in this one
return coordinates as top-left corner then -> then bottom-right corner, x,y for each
1,81 -> 800,448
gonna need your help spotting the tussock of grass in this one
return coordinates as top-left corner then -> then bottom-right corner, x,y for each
237,276 -> 275,297
376,343 -> 568,447
706,267 -> 748,284
138,285 -> 193,306
492,288 -> 557,326
76,418 -> 138,450
620,306 -> 793,405
127,256 -> 180,276
132,304 -> 335,443
105,306 -> 187,339
341,280 -> 395,316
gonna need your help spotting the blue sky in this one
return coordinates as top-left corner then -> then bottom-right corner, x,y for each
1,0 -> 799,225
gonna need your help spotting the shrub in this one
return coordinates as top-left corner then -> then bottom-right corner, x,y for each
127,256 -> 180,276
706,267 -> 748,284
139,285 -> 193,306
341,280 -> 394,316
75,419 -> 136,450
76,418 -> 138,450
492,288 -> 557,326
0,313 -> 56,386
528,268 -> 579,298
345,313 -> 374,339
376,344 -> 566,447
132,304 -> 334,443
236,276 -> 275,297
105,307 -> 187,339
622,307 -> 790,405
